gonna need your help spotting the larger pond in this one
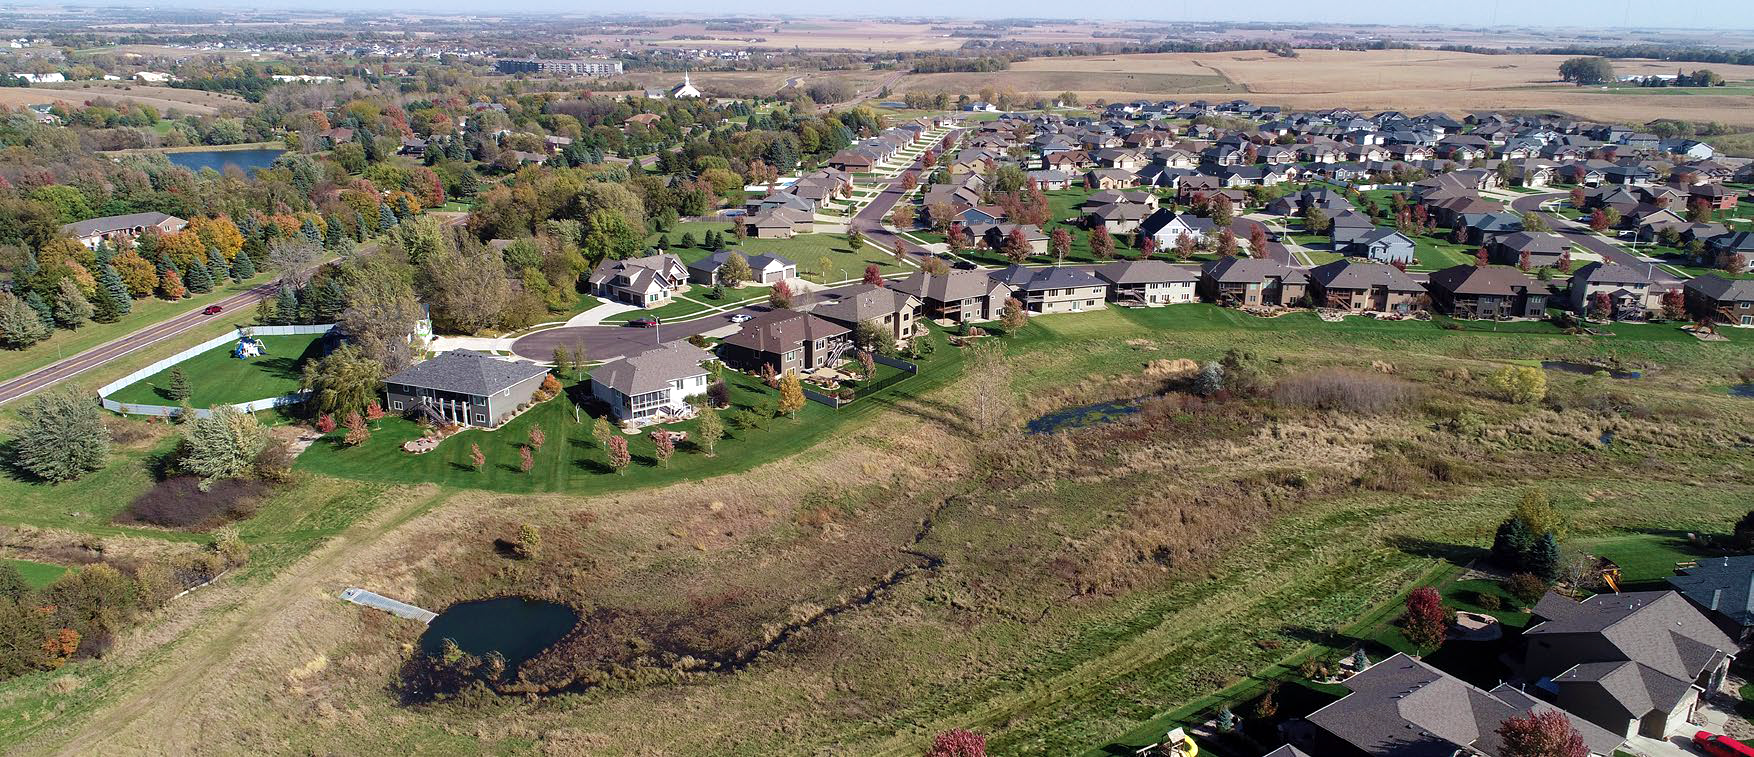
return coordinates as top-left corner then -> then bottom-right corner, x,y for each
1732,384 -> 1754,399
166,148 -> 285,176
1026,399 -> 1143,434
419,597 -> 578,671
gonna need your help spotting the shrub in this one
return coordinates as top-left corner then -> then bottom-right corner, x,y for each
1505,573 -> 1549,605
1473,591 -> 1503,611
1488,365 -> 1547,404
1270,369 -> 1418,413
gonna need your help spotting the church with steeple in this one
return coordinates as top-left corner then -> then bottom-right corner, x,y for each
669,72 -> 701,99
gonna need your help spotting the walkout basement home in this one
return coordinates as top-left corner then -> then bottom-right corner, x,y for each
383,350 -> 551,429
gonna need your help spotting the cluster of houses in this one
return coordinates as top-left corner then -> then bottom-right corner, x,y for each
1263,586 -> 1743,757
740,167 -> 854,239
824,117 -> 949,173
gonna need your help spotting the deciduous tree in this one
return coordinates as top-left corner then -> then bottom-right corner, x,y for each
695,408 -> 724,457
1049,227 -> 1072,261
653,429 -> 674,467
13,386 -> 110,483
606,435 -> 630,475
926,729 -> 986,757
1496,710 -> 1588,757
777,370 -> 806,419
1402,586 -> 1449,650
182,405 -> 269,489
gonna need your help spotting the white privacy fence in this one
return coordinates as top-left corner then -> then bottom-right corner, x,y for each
97,324 -> 336,419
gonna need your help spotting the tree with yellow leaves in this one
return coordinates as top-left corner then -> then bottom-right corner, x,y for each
777,369 -> 806,419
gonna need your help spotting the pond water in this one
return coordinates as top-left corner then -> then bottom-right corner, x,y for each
1731,384 -> 1754,399
419,597 -> 578,672
1026,399 -> 1143,434
166,148 -> 285,176
1541,361 -> 1642,380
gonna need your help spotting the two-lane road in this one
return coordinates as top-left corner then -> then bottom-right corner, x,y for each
1509,191 -> 1683,285
0,281 -> 284,406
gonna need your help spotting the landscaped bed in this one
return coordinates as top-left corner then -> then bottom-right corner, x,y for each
105,333 -> 327,408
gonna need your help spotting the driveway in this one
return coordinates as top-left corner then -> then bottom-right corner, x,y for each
1508,191 -> 1686,286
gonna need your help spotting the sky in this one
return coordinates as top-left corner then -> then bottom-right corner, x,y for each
151,0 -> 1754,30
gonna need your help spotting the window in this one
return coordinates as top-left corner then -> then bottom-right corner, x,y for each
391,401 -> 403,411
474,413 -> 486,424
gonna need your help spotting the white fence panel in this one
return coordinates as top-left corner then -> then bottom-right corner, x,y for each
97,324 -> 335,419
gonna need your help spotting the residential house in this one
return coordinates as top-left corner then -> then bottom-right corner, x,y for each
61,212 -> 187,249
1085,202 -> 1152,234
1339,228 -> 1417,265
1490,232 -> 1571,268
1521,591 -> 1736,741
1199,257 -> 1307,307
384,350 -> 551,428
743,207 -> 814,239
1290,653 -> 1625,757
588,253 -> 689,306
1306,260 -> 1425,313
987,265 -> 1109,314
888,270 -> 1012,323
1684,274 -> 1754,326
1567,262 -> 1656,318
1425,264 -> 1550,319
1708,232 -> 1754,271
1327,211 -> 1379,249
1455,211 -> 1524,245
1094,260 -> 1198,306
1138,209 -> 1218,248
588,342 -> 713,423
718,310 -> 853,374
686,250 -> 796,287
968,222 -> 1049,256
805,284 -> 922,346
1668,555 -> 1754,639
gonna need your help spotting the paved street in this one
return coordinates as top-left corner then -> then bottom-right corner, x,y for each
1509,191 -> 1684,285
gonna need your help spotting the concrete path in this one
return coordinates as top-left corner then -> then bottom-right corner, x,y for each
565,300 -> 638,326
338,588 -> 437,623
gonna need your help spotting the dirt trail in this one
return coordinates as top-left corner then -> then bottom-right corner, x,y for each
35,485 -> 446,757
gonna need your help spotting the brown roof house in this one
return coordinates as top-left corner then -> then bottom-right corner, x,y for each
1489,232 -> 1571,269
1198,257 -> 1307,308
588,253 -> 689,307
804,284 -> 922,346
718,310 -> 852,375
1521,591 -> 1737,742
1684,274 -> 1754,327
1306,259 -> 1426,314
888,270 -> 1012,323
743,207 -> 814,239
1425,265 -> 1549,319
1094,260 -> 1198,307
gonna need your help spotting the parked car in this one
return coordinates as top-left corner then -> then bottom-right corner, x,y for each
628,316 -> 660,328
1696,731 -> 1754,757
728,313 -> 753,323
202,305 -> 224,315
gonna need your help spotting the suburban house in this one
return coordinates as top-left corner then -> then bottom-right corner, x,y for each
686,250 -> 796,287
1094,260 -> 1198,306
1567,262 -> 1656,319
805,284 -> 923,345
1287,653 -> 1625,757
383,350 -> 552,429
61,212 -> 187,249
1085,202 -> 1152,234
588,342 -> 714,424
1424,265 -> 1550,319
1684,274 -> 1754,326
718,310 -> 853,375
1668,556 -> 1754,640
1199,257 -> 1308,307
1138,209 -> 1218,248
889,270 -> 1013,323
588,253 -> 689,306
1520,590 -> 1737,741
1328,212 -> 1379,248
1338,228 -> 1417,265
967,222 -> 1049,256
1306,260 -> 1425,313
743,207 -> 814,238
988,265 -> 1110,314
1489,232 -> 1572,269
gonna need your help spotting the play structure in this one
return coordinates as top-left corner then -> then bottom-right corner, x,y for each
1136,727 -> 1198,757
233,334 -> 267,360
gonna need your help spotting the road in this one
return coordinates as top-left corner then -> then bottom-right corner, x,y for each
0,280 -> 284,406
1509,191 -> 1683,285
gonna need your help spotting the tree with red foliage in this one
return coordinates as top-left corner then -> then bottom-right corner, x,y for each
1568,186 -> 1586,208
1248,223 -> 1268,255
900,172 -> 918,192
1049,228 -> 1072,261
1217,228 -> 1238,258
1661,288 -> 1686,321
1174,232 -> 1196,261
1496,710 -> 1588,757
653,429 -> 674,467
1002,227 -> 1032,262
1588,291 -> 1614,321
1391,260 -> 1409,272
891,204 -> 915,230
1556,251 -> 1572,273
1140,236 -> 1158,257
1402,586 -> 1449,650
316,414 -> 336,433
1089,225 -> 1115,259
946,224 -> 967,254
342,412 -> 370,447
1587,209 -> 1610,232
528,425 -> 546,451
469,442 -> 484,470
606,434 -> 631,475
364,401 -> 385,421
926,729 -> 986,757
1688,197 -> 1713,223
863,264 -> 885,287
518,445 -> 534,473
1519,250 -> 1532,272
1475,248 -> 1490,268
769,279 -> 794,309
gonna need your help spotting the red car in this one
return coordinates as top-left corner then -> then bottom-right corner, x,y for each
1696,731 -> 1754,757
202,305 -> 224,315
629,316 -> 660,328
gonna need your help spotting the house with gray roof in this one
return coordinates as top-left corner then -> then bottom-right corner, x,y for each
987,265 -> 1109,314
1307,259 -> 1425,313
1199,257 -> 1307,307
804,284 -> 922,345
588,342 -> 713,424
1425,265 -> 1549,319
62,211 -> 187,250
1684,274 -> 1754,326
686,250 -> 796,287
1294,653 -> 1623,757
1094,260 -> 1197,306
1521,590 -> 1737,741
589,253 -> 689,307
888,270 -> 1012,323
384,350 -> 552,428
1341,228 -> 1416,265
1668,555 -> 1754,639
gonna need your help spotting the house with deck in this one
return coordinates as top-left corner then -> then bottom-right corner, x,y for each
384,350 -> 551,428
1306,260 -> 1425,313
988,265 -> 1109,314
889,270 -> 1012,323
1425,265 -> 1549,319
1199,257 -> 1307,307
588,342 -> 714,424
718,310 -> 853,374
1094,260 -> 1197,306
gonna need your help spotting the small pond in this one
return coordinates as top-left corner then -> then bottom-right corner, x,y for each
1731,384 -> 1754,399
166,148 -> 285,176
1026,399 -> 1143,434
419,597 -> 578,671
1541,361 -> 1642,380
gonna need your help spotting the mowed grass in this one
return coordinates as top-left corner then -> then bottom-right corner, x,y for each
2,558 -> 68,588
650,221 -> 912,279
104,333 -> 325,408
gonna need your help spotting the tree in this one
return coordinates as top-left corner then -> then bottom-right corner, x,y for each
846,227 -> 865,251
1558,57 -> 1615,86
1194,361 -> 1226,396
1734,509 -> 1754,549
1402,586 -> 1449,650
515,524 -> 541,560
1520,211 -> 1550,233
854,318 -> 898,356
1089,225 -> 1114,259
301,345 -> 386,418
1568,187 -> 1586,208
592,416 -> 614,449
769,279 -> 795,309
13,386 -> 110,483
1302,205 -> 1330,234
341,412 -> 370,447
1493,516 -> 1536,572
719,252 -> 752,287
0,292 -> 50,348
926,729 -> 986,757
696,408 -> 724,457
1216,228 -> 1239,258
1209,194 -> 1235,227
181,405 -> 269,489
778,370 -> 806,419
999,296 -> 1027,332
518,445 -> 534,473
1527,532 -> 1562,582
1049,228 -> 1072,262
528,425 -> 546,451
184,259 -> 214,294
95,265 -> 131,321
1475,248 -> 1490,268
470,443 -> 485,471
1248,224 -> 1268,255
1174,232 -> 1196,261
653,429 -> 675,467
890,204 -> 915,230
267,238 -> 324,288
167,367 -> 192,402
606,435 -> 630,475
1587,291 -> 1613,322
1489,365 -> 1546,404
1496,710 -> 1588,757
51,278 -> 92,329
862,264 -> 885,287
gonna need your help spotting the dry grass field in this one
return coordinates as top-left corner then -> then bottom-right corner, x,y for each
0,82 -> 240,115
593,19 -> 1120,53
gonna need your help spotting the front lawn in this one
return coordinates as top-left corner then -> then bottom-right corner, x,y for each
602,286 -> 771,324
651,221 -> 912,279
105,333 -> 326,408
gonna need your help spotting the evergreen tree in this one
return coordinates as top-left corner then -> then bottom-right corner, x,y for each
230,249 -> 257,279
208,255 -> 228,285
98,264 -> 132,317
166,366 -> 192,401
185,259 -> 214,293
51,279 -> 93,329
0,292 -> 50,348
324,216 -> 345,249
13,386 -> 109,483
1492,517 -> 1535,571
310,279 -> 346,322
395,194 -> 412,219
272,286 -> 300,325
1527,532 -> 1562,582
351,210 -> 369,241
300,219 -> 321,244
378,203 -> 397,232
23,290 -> 52,329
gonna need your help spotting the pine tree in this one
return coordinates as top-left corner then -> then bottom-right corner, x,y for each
14,386 -> 110,483
273,286 -> 300,325
324,216 -> 345,249
395,194 -> 412,219
300,218 -> 321,244
378,203 -> 397,232
23,290 -> 52,329
1527,532 -> 1562,582
98,264 -> 131,318
185,258 -> 214,293
1492,517 -> 1535,571
211,255 -> 229,285
231,250 -> 256,280
351,210 -> 369,241
310,279 -> 345,322
167,367 -> 192,401
0,292 -> 50,348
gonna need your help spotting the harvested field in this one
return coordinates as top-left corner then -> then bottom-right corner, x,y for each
0,84 -> 233,115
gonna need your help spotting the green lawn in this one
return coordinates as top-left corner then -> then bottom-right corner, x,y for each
1409,233 -> 1479,271
600,285 -> 771,324
1575,531 -> 1714,588
296,329 -> 958,493
653,222 -> 911,279
0,272 -> 277,386
104,333 -> 326,408
2,558 -> 68,588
